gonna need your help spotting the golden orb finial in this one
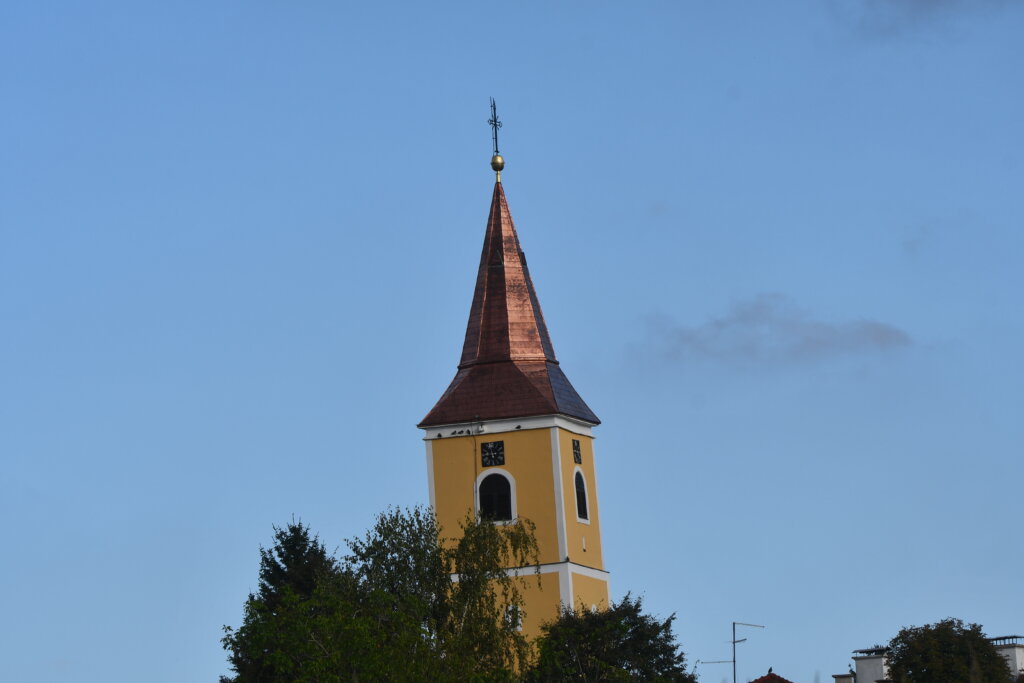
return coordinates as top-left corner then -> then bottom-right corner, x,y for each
488,99 -> 504,181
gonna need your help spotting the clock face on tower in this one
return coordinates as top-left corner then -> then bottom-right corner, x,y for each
481,441 -> 505,467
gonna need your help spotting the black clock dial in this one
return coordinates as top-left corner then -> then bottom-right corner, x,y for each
481,441 -> 505,467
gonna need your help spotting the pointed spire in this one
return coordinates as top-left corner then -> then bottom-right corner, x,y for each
459,182 -> 556,368
419,181 -> 599,428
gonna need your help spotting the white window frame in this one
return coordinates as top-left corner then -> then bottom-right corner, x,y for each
503,603 -> 523,632
475,468 -> 517,524
573,466 -> 591,525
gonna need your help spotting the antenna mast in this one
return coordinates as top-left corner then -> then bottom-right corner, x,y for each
733,621 -> 766,683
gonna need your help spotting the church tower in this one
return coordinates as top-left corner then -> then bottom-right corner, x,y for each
419,109 -> 609,637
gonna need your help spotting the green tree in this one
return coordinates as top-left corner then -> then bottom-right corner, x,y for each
886,618 -> 1011,683
256,521 -> 339,608
344,506 -> 539,678
221,507 -> 540,682
440,508 -> 542,673
221,521 -> 341,682
529,594 -> 697,682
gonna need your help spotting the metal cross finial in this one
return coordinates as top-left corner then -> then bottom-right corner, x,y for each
488,97 -> 502,156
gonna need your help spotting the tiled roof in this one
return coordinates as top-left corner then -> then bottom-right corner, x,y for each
750,673 -> 797,683
419,181 -> 599,428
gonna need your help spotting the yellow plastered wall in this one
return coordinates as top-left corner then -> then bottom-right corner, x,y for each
570,572 -> 610,612
558,429 -> 604,569
430,428 -> 561,564
517,571 -> 609,639
429,424 -> 609,641
513,571 -> 560,639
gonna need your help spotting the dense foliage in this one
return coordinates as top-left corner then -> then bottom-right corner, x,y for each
886,618 -> 1011,683
221,508 -> 539,682
223,510 -> 698,682
221,522 -> 340,680
529,594 -> 696,682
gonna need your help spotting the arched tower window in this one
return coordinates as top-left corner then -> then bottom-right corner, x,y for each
575,471 -> 589,520
479,472 -> 513,521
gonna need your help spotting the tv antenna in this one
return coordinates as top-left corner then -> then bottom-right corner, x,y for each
732,621 -> 766,683
698,621 -> 766,683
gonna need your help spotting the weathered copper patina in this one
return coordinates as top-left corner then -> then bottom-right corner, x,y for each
419,182 -> 599,428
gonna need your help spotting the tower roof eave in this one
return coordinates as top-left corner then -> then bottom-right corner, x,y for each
418,360 -> 600,428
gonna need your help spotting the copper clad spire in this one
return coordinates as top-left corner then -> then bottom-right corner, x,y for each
459,183 -> 556,367
419,104 -> 598,428
419,181 -> 599,428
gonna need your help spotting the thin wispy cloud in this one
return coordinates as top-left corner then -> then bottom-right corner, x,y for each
833,0 -> 1015,39
649,294 -> 911,365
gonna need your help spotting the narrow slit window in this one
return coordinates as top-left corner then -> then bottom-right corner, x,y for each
479,473 -> 513,521
575,471 -> 588,520
504,604 -> 522,631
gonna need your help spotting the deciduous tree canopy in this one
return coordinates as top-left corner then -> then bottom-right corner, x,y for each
221,507 -> 538,682
886,618 -> 1011,683
222,510 -> 698,682
529,594 -> 696,682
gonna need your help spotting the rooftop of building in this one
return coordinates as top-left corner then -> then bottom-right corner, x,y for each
750,671 -> 797,683
853,634 -> 1023,656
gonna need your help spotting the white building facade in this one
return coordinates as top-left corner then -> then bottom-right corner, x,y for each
833,635 -> 1024,682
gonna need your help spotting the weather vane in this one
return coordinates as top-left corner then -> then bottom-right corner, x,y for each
488,97 -> 502,155
488,97 -> 505,181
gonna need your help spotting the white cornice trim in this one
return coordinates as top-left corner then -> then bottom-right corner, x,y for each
567,563 -> 610,582
422,414 -> 595,440
450,561 -> 609,583
469,561 -> 609,579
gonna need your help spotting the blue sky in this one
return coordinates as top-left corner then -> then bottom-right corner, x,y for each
2,2 -> 1022,681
